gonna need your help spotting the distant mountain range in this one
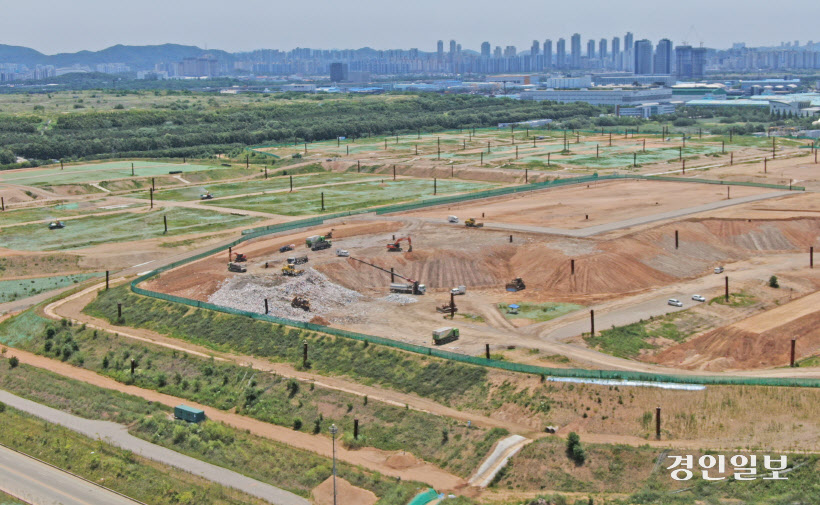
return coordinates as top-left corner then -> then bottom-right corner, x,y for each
0,43 -> 233,70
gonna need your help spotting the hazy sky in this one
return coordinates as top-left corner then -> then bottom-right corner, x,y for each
2,0 -> 819,54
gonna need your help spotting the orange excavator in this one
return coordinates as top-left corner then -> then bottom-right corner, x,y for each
387,236 -> 412,252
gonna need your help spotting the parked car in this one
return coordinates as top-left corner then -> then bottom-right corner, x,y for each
692,294 -> 706,302
668,298 -> 683,307
336,249 -> 349,257
714,266 -> 724,274
447,215 -> 459,223
279,244 -> 295,253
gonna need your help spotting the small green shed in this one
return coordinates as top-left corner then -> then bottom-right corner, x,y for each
174,404 -> 206,423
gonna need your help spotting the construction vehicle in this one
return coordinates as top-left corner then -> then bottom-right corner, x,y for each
505,277 -> 526,292
349,257 -> 426,295
291,296 -> 310,311
436,302 -> 458,314
465,218 -> 484,228
324,230 -> 334,239
233,253 -> 247,262
432,327 -> 459,345
336,249 -> 349,257
310,238 -> 332,251
282,264 -> 304,276
279,244 -> 295,253
450,285 -> 466,295
228,262 -> 246,273
305,235 -> 328,247
48,221 -> 65,230
287,255 -> 309,265
200,192 -> 214,200
387,236 -> 412,252
448,216 -> 459,223
390,282 -> 427,295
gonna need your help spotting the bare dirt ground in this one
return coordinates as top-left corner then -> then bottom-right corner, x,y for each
405,179 -> 771,229
312,477 -> 377,505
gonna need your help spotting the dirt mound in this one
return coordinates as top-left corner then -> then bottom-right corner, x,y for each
653,307 -> 820,371
312,476 -> 377,505
385,452 -> 420,469
310,315 -> 330,325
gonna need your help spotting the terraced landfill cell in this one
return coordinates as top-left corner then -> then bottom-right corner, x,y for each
204,178 -> 498,215
0,161 -> 216,186
0,201 -> 145,226
0,208 -> 261,251
0,273 -> 105,303
136,172 -> 378,201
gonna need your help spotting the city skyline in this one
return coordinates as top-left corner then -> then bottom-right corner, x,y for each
1,0 -> 819,55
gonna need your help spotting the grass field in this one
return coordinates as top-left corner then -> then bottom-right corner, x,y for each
0,207 -> 261,251
0,491 -> 25,505
204,178 -> 497,215
0,161 -> 218,186
584,316 -> 691,359
498,302 -> 583,323
138,172 -> 378,201
0,273 -> 103,303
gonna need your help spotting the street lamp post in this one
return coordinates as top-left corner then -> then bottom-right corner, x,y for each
330,424 -> 338,505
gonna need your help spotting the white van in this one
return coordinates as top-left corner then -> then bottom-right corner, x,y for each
448,216 -> 459,223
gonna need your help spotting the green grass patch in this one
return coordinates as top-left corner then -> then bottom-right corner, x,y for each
498,302 -> 583,323
203,178 -> 496,215
0,207 -> 261,251
0,161 -> 217,186
456,312 -> 486,323
0,201 -> 145,227
0,273 -> 104,303
584,317 -> 690,359
709,291 -> 758,307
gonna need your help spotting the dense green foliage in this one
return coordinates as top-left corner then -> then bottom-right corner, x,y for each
1,94 -> 607,162
86,286 -> 487,403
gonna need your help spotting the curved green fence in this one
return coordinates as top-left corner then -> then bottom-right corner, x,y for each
130,173 -> 816,389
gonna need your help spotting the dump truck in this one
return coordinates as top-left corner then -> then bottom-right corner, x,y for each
450,285 -> 466,295
48,221 -> 65,230
228,262 -> 247,273
279,244 -> 295,253
465,218 -> 484,228
310,239 -> 332,251
291,296 -> 310,311
432,327 -> 459,345
174,404 -> 206,423
287,255 -> 309,265
305,235 -> 326,247
505,277 -> 526,292
390,282 -> 426,295
282,264 -> 304,276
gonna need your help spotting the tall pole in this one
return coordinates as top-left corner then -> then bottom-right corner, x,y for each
655,407 -> 661,440
131,163 -> 134,176
590,310 -> 595,336
150,188 -> 154,209
290,175 -> 293,192
163,215 -> 167,234
725,275 -> 729,302
330,424 -> 338,505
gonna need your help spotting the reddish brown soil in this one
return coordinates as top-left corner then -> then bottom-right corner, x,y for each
312,477 -> 377,505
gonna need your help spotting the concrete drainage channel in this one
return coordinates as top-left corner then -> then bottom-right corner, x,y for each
468,435 -> 532,488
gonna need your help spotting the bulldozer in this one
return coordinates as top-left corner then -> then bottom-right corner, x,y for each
387,236 -> 412,252
291,296 -> 310,311
465,218 -> 484,228
281,264 -> 304,276
505,277 -> 526,292
228,262 -> 247,273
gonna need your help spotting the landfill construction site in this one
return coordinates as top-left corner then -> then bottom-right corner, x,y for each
142,175 -> 820,376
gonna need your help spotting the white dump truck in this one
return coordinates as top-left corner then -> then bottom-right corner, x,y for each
390,282 -> 426,295
450,285 -> 466,295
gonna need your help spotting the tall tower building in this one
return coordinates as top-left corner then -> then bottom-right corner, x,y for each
634,39 -> 653,75
544,39 -> 553,68
571,33 -> 581,68
437,40 -> 444,59
481,41 -> 491,57
599,38 -> 608,60
675,45 -> 706,80
531,40 -> 540,56
556,38 -> 566,68
624,32 -> 634,71
654,38 -> 673,74
493,46 -> 502,58
612,36 -> 621,68
587,39 -> 596,59
449,40 -> 456,54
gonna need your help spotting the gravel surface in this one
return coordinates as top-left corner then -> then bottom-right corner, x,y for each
380,293 -> 418,304
208,268 -> 368,323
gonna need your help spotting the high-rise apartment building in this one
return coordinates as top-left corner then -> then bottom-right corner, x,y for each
599,38 -> 608,60
624,32 -> 634,71
654,38 -> 673,74
556,38 -> 566,68
612,36 -> 621,68
587,39 -> 596,59
481,42 -> 491,57
544,39 -> 553,68
634,39 -> 653,75
531,40 -> 540,56
675,45 -> 707,80
571,33 -> 582,67
437,40 -> 444,59
329,62 -> 348,82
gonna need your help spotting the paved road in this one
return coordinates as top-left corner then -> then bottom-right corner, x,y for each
0,444 -> 141,505
481,191 -> 790,237
0,390 -> 310,505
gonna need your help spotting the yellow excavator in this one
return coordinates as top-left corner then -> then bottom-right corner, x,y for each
282,264 -> 304,276
465,218 -> 484,228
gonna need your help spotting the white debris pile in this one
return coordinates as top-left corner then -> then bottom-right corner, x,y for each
208,268 -> 366,323
380,293 -> 418,304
